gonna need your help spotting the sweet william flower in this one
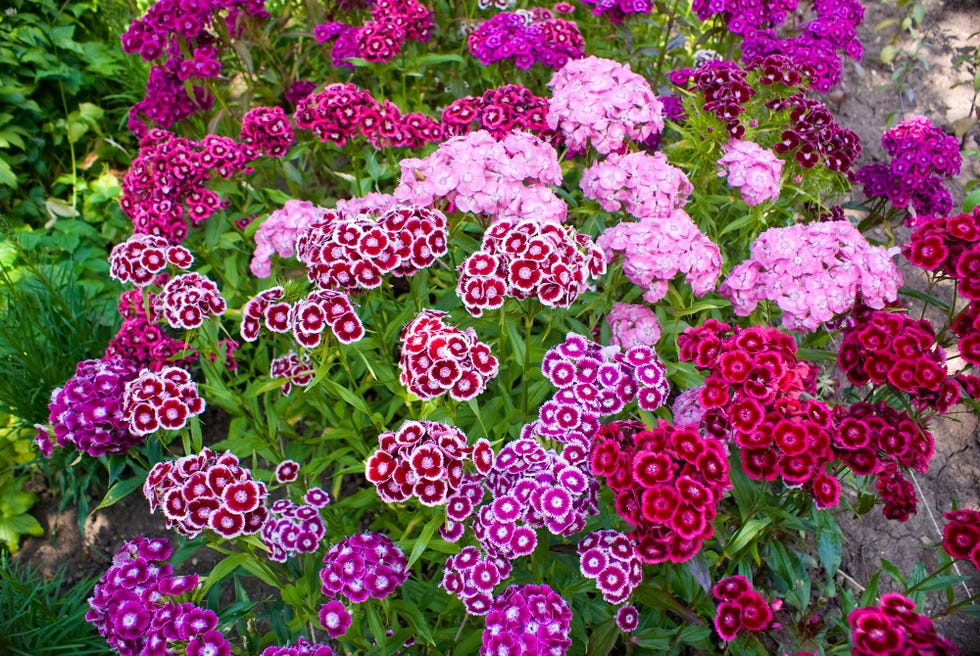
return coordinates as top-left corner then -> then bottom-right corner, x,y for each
717,139 -> 783,206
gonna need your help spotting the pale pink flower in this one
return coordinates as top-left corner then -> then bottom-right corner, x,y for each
605,303 -> 661,348
717,140 -> 783,206
250,200 -> 328,278
581,152 -> 692,219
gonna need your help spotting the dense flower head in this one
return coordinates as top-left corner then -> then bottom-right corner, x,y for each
856,116 -> 961,222
711,575 -> 776,641
319,532 -> 409,612
547,56 -> 664,154
239,105 -> 295,159
467,10 -> 584,70
577,530 -> 643,603
367,419 -> 493,506
580,151 -> 693,219
86,536 -> 230,656
441,84 -> 560,144
261,637 -> 334,656
109,234 -> 194,286
396,130 -> 565,224
848,594 -> 958,656
720,220 -> 902,332
765,94 -> 862,173
943,509 -> 980,572
597,209 -> 722,304
399,309 -> 500,401
717,139 -> 784,206
481,584 -> 572,656
582,0 -> 652,23
239,287 -> 365,348
270,350 -> 315,396
314,0 -> 431,67
261,496 -> 327,562
106,289 -> 199,372
441,545 -> 513,615
153,271 -> 227,330
606,302 -> 662,349
43,357 -> 141,457
122,365 -> 205,435
590,420 -> 731,564
670,59 -> 756,138
903,206 -> 980,300
456,218 -> 605,316
143,448 -> 269,539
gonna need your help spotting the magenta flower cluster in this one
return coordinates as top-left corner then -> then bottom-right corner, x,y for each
399,309 -> 499,401
122,365 -> 205,435
580,151 -> 693,219
717,139 -> 784,206
109,234 -> 193,286
261,495 -> 327,562
481,584 -> 572,656
153,272 -> 227,330
711,575 -> 776,642
581,0 -> 652,23
848,593 -> 958,655
270,350 -> 314,396
467,9 -> 584,70
605,302 -> 662,349
106,289 -> 198,372
239,105 -> 295,159
943,509 -> 980,572
547,56 -> 663,154
144,448 -> 269,539
240,287 -> 364,348
441,546 -> 512,615
577,529 -> 643,604
904,206 -> 980,314
261,637 -> 334,656
366,420 -> 494,506
720,220 -> 902,332
441,84 -> 559,144
86,536 -> 231,656
313,0 -> 432,66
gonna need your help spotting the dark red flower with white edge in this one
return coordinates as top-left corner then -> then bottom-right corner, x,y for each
271,350 -> 315,396
109,233 -> 193,287
399,309 -> 499,401
143,447 -> 268,539
153,271 -> 226,329
121,366 -> 205,436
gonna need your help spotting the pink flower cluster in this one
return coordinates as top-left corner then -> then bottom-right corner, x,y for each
441,546 -> 512,615
943,509 -> 980,572
366,420 -> 494,506
467,10 -> 584,70
848,594 -> 958,656
241,287 -> 365,347
122,365 -> 204,435
547,56 -> 664,154
577,529 -> 643,604
109,234 -> 193,286
580,151 -> 693,219
270,350 -> 314,396
86,536 -> 231,656
712,575 -> 776,642
399,309 -> 499,401
313,0 -> 432,66
153,272 -> 226,329
396,130 -> 565,223
261,637 -> 334,656
591,420 -> 731,564
441,85 -> 559,144
239,105 -> 295,159
250,200 -> 326,278
144,448 -> 269,539
456,219 -> 606,316
717,139 -> 784,206
721,221 -> 902,332
261,495 -> 328,562
481,584 -> 572,656
597,209 -> 722,303
605,302 -> 662,348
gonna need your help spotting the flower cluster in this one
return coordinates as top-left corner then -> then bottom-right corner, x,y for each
467,10 -> 584,70
366,420 -> 494,505
153,272 -> 227,329
239,105 -> 295,159
441,84 -> 559,143
250,200 -> 326,278
767,94 -> 862,173
106,289 -> 197,372
580,151 -> 693,219
597,209 -> 722,304
396,130 -> 565,224
481,584 -> 572,656
314,0 -> 432,66
43,357 -> 140,457
240,287 -> 365,347
399,309 -> 499,401
577,529 -> 643,604
838,307 -> 961,413
294,82 -> 443,149
109,234 -> 194,286
712,575 -> 776,642
848,594 -> 958,655
856,115 -> 962,222
717,139 -> 784,206
86,536 -> 231,656
720,221 -> 902,332
143,448 -> 269,539
261,637 -> 334,656
904,206 -> 980,299
122,365 -> 205,435
591,420 -> 731,564
953,301 -> 980,368
943,509 -> 980,572
456,219 -> 605,315
441,546 -> 512,615
547,56 -> 664,154
606,302 -> 662,349
261,496 -> 327,562
582,0 -> 651,23
669,60 -> 756,138
270,350 -> 315,396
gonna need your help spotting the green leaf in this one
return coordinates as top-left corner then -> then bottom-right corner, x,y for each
405,514 -> 441,570
585,618 -> 619,656
200,553 -> 251,595
393,599 -> 436,646
0,158 -> 17,187
814,509 -> 842,580
414,53 -> 465,67
91,476 -> 144,513
724,517 -> 772,557
0,513 -> 44,551
880,558 -> 907,587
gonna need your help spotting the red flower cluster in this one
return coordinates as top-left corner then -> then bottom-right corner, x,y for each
153,272 -> 227,330
943,509 -> 980,571
456,219 -> 605,316
441,84 -> 559,144
366,420 -> 494,506
838,307 -> 962,412
241,287 -> 364,348
143,448 -> 269,539
848,593 -> 958,656
108,234 -> 193,287
239,106 -> 295,159
294,82 -> 443,149
122,365 -> 205,436
270,350 -> 314,396
399,309 -> 499,401
712,575 -> 776,642
577,529 -> 643,604
590,420 -> 731,564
